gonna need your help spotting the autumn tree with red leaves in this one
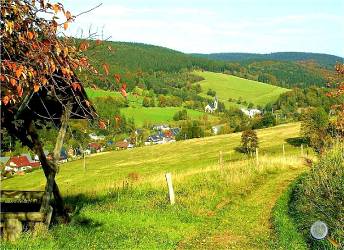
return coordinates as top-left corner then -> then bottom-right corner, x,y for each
330,63 -> 344,136
0,0 -> 108,220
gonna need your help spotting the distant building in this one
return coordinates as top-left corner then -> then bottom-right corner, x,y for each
115,141 -> 129,150
205,96 -> 218,113
212,124 -> 225,135
152,124 -> 170,131
240,108 -> 262,118
89,133 -> 105,141
88,143 -> 103,153
5,155 -> 40,173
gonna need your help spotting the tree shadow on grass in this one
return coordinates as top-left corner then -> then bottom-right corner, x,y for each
285,137 -> 308,147
51,193 -> 104,229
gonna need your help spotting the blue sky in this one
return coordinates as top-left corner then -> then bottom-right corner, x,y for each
62,0 -> 344,56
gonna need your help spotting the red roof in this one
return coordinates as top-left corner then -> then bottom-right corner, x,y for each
6,156 -> 31,167
89,143 -> 102,150
115,141 -> 129,148
6,156 -> 41,168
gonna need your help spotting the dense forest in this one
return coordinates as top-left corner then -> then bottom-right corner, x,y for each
192,52 -> 343,69
81,41 -> 343,91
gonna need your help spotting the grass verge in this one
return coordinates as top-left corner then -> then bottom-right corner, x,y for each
271,175 -> 308,250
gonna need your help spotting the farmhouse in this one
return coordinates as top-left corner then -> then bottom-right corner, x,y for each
89,143 -> 103,153
5,155 -> 41,173
89,133 -> 105,141
240,108 -> 262,118
212,124 -> 225,135
153,124 -> 170,131
115,141 -> 130,150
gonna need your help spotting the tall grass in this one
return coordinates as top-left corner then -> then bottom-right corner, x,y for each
290,144 -> 344,249
2,155 -> 305,249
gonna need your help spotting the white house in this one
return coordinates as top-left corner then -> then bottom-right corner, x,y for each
89,133 -> 105,141
212,124 -> 225,135
240,108 -> 262,118
205,96 -> 218,113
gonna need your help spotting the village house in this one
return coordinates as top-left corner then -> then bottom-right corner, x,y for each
212,124 -> 225,135
240,108 -> 262,118
88,142 -> 103,153
89,133 -> 105,141
4,155 -> 41,174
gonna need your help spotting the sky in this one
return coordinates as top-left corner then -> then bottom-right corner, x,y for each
62,0 -> 344,56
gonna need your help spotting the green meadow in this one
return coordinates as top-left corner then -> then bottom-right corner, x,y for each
194,71 -> 289,107
85,88 -> 217,127
120,107 -> 216,127
2,123 -> 310,249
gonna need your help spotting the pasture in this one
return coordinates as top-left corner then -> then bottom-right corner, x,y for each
2,123 -> 309,249
85,88 -> 217,127
193,71 -> 289,107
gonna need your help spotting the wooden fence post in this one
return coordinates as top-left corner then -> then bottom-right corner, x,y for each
301,144 -> 304,156
83,152 -> 86,172
219,151 -> 223,170
165,173 -> 175,205
255,147 -> 259,166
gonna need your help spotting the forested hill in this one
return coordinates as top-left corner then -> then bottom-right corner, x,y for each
191,52 -> 343,69
87,41 -> 227,73
84,40 -> 342,89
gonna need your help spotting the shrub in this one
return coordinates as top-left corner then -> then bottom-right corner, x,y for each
240,129 -> 258,154
207,89 -> 216,97
290,144 -> 344,248
173,109 -> 188,121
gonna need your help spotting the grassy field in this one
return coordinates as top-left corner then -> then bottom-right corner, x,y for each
193,71 -> 289,107
2,123 -> 310,249
85,88 -> 217,127
120,106 -> 215,127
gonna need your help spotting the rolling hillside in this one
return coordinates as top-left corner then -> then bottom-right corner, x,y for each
85,88 -> 218,127
82,41 -> 338,90
192,52 -> 343,68
1,123 -> 309,249
193,71 -> 289,107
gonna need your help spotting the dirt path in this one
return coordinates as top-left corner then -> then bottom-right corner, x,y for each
181,166 -> 306,249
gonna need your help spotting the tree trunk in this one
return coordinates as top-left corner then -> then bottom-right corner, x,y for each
27,102 -> 72,222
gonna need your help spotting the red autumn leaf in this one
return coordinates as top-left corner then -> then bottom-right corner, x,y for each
65,10 -> 72,20
63,22 -> 68,30
52,4 -> 60,14
41,77 -> 48,85
17,85 -> 23,97
16,66 -> 23,78
71,82 -> 81,91
27,31 -> 34,40
2,96 -> 10,106
79,41 -> 89,51
10,78 -> 17,86
103,63 -> 110,76
96,39 -> 102,45
114,74 -> 121,83
121,83 -> 127,91
34,84 -> 40,92
121,88 -> 127,98
98,120 -> 106,129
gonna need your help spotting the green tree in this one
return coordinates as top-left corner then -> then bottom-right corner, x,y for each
173,109 -> 188,121
142,97 -> 150,107
301,107 -> 330,153
241,129 -> 259,154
